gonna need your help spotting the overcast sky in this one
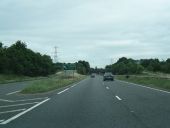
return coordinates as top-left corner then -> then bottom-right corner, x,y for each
1,0 -> 170,68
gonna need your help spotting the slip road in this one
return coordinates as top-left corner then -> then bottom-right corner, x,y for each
0,76 -> 170,128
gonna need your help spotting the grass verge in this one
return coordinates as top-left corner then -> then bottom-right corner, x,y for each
21,74 -> 86,94
0,74 -> 46,84
116,75 -> 170,91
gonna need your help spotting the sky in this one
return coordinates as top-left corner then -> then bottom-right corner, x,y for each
0,0 -> 170,68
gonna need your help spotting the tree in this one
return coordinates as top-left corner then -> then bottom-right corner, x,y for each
76,60 -> 90,75
0,42 -> 3,48
107,57 -> 144,75
0,41 -> 56,76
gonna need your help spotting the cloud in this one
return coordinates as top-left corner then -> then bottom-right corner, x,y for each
0,0 -> 170,67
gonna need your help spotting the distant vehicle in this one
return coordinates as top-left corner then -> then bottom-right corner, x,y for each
91,73 -> 95,78
103,72 -> 114,81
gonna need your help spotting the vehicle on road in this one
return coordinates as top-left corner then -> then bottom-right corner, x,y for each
90,73 -> 95,78
103,72 -> 114,81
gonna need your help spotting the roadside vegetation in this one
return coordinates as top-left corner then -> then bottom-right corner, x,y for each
21,73 -> 86,94
0,41 -> 57,76
104,57 -> 170,92
0,41 -> 91,84
0,74 -> 54,84
116,75 -> 170,91
105,57 -> 170,75
1,41 -> 170,92
0,74 -> 46,84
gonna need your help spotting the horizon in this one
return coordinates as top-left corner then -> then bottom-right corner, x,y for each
1,0 -> 170,68
1,41 -> 169,69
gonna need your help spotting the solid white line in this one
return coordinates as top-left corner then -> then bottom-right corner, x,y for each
0,98 -> 50,125
13,97 -> 48,102
117,80 -> 170,94
106,87 -> 109,90
71,85 -> 76,88
76,78 -> 88,85
115,96 -> 122,101
6,90 -> 21,95
58,78 -> 88,94
0,120 -> 4,123
0,109 -> 26,114
0,102 -> 39,108
57,88 -> 69,94
0,99 -> 13,102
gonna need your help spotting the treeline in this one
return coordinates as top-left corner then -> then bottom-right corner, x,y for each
76,60 -> 90,75
90,67 -> 105,74
50,60 -> 90,75
106,57 -> 144,74
105,57 -> 170,75
0,41 -> 56,76
140,59 -> 170,73
55,60 -> 90,75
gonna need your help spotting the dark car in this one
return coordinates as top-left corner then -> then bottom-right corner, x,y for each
103,72 -> 114,81
90,73 -> 95,78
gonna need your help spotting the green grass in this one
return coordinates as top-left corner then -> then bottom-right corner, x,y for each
116,75 -> 170,91
21,74 -> 86,94
0,74 -> 47,84
0,74 -> 31,84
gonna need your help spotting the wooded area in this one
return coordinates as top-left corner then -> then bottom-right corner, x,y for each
0,41 -> 56,76
106,57 -> 170,75
0,41 -> 169,76
0,41 -> 91,76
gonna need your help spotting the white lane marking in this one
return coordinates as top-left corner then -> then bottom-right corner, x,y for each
76,78 -> 88,85
58,78 -> 88,93
0,109 -> 26,114
0,102 -> 39,108
0,120 -> 4,123
57,88 -> 69,94
70,78 -> 88,88
0,99 -> 13,102
0,98 -> 50,125
6,90 -> 21,95
71,85 -> 76,88
13,97 -> 48,102
115,96 -> 122,101
106,87 -> 109,90
117,80 -> 170,94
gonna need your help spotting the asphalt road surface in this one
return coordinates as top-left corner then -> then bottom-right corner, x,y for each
0,76 -> 170,128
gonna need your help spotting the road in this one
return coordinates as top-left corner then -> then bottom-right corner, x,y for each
0,75 -> 170,128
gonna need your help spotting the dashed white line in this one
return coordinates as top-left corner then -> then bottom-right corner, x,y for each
0,98 -> 50,125
57,88 -> 69,94
6,90 -> 21,95
0,120 -> 4,123
0,97 -> 48,103
0,99 -> 13,102
0,102 -> 39,108
115,96 -> 122,101
106,87 -> 109,89
0,109 -> 26,114
14,97 -> 48,102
